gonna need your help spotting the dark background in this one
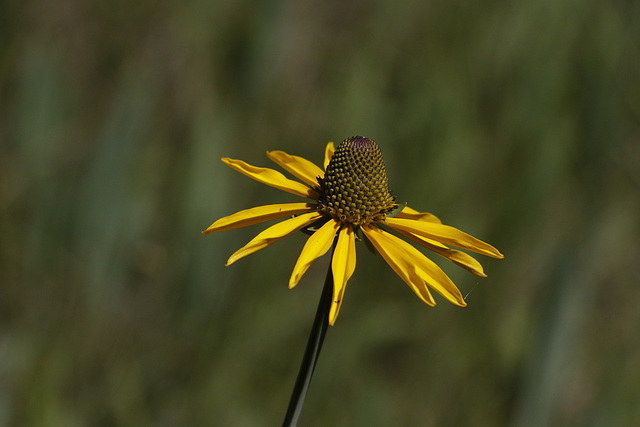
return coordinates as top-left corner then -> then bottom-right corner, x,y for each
2,1 -> 639,425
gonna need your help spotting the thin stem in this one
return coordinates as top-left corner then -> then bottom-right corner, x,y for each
282,247 -> 335,427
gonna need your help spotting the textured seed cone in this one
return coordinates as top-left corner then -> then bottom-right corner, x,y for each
318,136 -> 397,226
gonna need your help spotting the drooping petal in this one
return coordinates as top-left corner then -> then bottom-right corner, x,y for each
323,142 -> 335,170
329,225 -> 356,325
289,219 -> 340,289
394,229 -> 486,277
202,203 -> 315,235
362,225 -> 436,306
266,150 -> 324,188
431,248 -> 486,277
394,206 -> 442,224
363,225 -> 467,306
386,217 -> 504,259
226,212 -> 323,266
222,157 -> 318,199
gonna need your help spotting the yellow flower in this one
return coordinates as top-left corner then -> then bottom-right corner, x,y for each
203,137 -> 504,325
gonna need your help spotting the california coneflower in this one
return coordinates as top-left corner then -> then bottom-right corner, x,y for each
203,136 -> 504,425
203,136 -> 503,323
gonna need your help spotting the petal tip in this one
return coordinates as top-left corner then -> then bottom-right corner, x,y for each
288,273 -> 301,288
225,255 -> 239,266
486,245 -> 504,259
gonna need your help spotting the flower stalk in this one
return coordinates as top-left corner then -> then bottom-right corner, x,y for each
282,242 -> 336,427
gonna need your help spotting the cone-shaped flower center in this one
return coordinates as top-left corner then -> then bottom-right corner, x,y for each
317,136 -> 397,226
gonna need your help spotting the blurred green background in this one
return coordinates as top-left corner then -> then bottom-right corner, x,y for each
2,0 -> 639,426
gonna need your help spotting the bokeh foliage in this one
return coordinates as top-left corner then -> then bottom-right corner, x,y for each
1,0 -> 639,425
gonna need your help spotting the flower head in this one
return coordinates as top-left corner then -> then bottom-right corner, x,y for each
317,136 -> 397,226
203,136 -> 504,325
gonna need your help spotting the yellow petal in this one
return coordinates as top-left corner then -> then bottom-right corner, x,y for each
394,206 -> 442,224
222,157 -> 318,199
266,150 -> 324,188
363,226 -> 467,307
226,212 -> 323,265
386,217 -> 504,259
202,203 -> 315,235
362,225 -> 436,306
323,142 -> 335,170
289,219 -> 340,289
329,225 -> 356,325
394,229 -> 487,277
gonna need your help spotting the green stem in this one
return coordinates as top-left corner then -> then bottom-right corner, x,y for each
282,248 -> 335,427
